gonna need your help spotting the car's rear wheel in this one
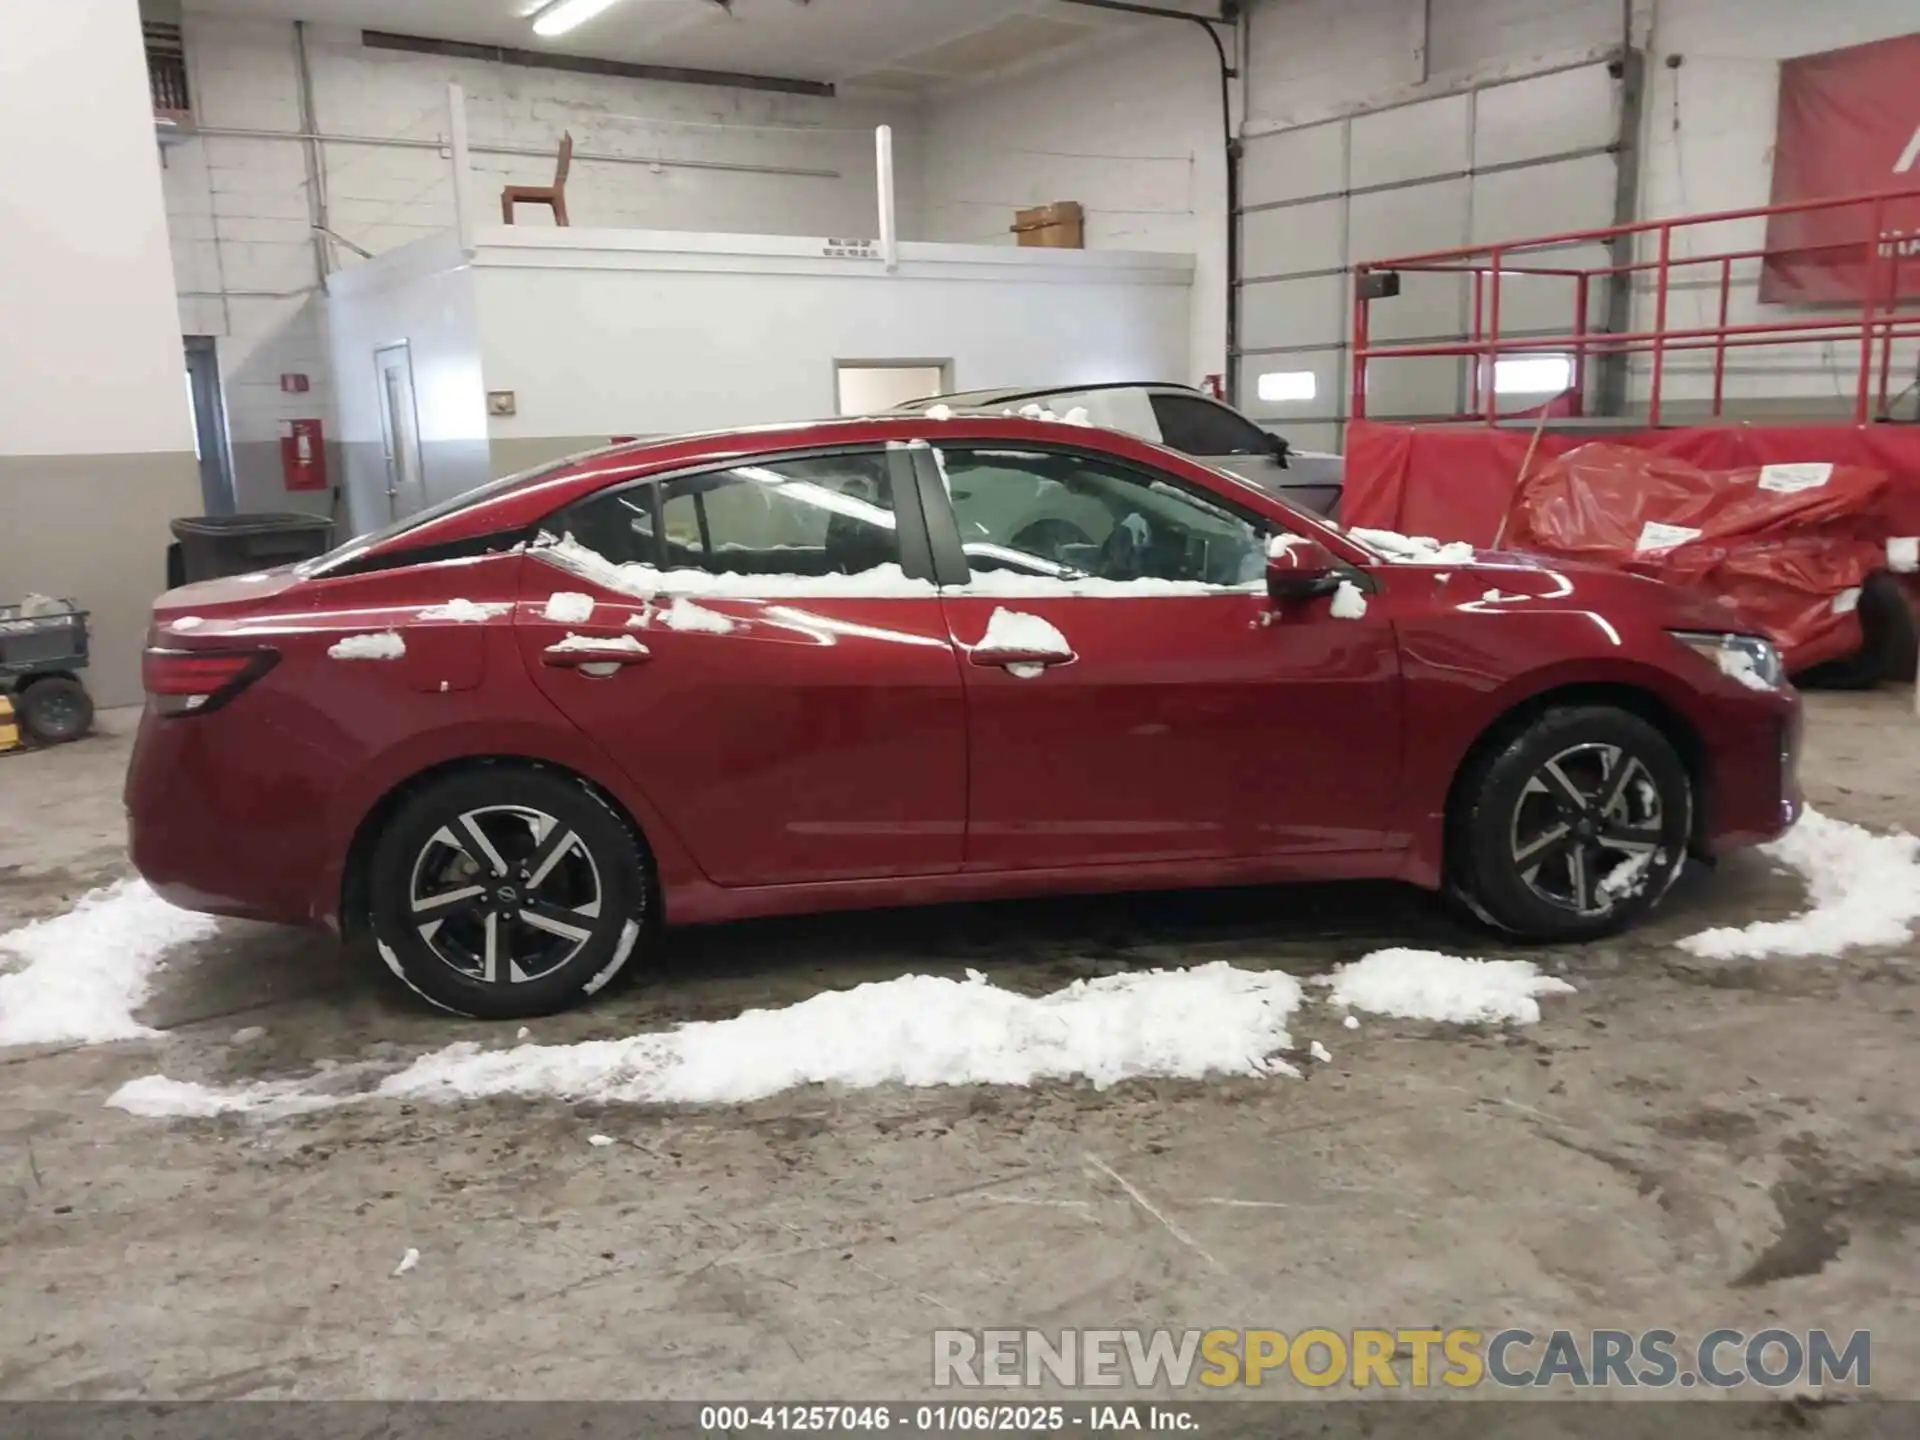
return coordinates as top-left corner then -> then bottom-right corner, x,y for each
1448,706 -> 1691,942
368,766 -> 651,1018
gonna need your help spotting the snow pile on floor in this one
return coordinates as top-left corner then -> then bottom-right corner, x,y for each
110,963 -> 1306,1117
417,599 -> 511,622
327,631 -> 405,661
1680,807 -> 1920,960
1349,528 -> 1478,565
1329,580 -> 1369,619
543,591 -> 597,622
0,881 -> 221,1047
1322,948 -> 1574,1025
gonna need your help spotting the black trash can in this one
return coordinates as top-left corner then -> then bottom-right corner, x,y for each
169,513 -> 336,584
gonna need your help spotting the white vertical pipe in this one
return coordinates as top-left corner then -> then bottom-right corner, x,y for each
876,124 -> 898,271
448,82 -> 475,251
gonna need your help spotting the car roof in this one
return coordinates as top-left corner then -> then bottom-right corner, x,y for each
892,380 -> 1202,410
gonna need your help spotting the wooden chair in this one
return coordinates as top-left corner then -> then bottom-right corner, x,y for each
502,132 -> 572,226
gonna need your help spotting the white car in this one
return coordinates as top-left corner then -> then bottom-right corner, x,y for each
892,381 -> 1343,518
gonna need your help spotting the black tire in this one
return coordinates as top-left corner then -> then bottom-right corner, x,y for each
1796,572 -> 1917,689
1447,706 -> 1692,943
368,765 -> 652,1019
17,675 -> 93,745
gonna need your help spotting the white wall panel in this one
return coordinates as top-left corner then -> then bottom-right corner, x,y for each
1347,180 -> 1470,274
1349,96 -> 1470,190
1425,0 -> 1621,79
1239,275 -> 1349,349
1473,64 -> 1620,167
1239,121 -> 1345,204
1241,200 -> 1346,279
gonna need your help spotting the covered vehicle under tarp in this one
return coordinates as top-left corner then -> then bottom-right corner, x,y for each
1502,444 -> 1916,676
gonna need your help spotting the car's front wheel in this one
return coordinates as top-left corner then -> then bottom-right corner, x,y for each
367,766 -> 651,1018
1448,706 -> 1692,942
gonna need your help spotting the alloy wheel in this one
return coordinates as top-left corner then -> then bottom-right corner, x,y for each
1507,742 -> 1667,917
407,805 -> 605,985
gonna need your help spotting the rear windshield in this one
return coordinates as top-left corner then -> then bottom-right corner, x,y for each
296,449 -> 612,577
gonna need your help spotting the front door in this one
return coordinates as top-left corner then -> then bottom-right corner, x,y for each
516,447 -> 967,887
921,443 -> 1401,871
374,342 -> 426,521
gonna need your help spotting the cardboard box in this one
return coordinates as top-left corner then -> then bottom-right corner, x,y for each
1012,201 -> 1084,249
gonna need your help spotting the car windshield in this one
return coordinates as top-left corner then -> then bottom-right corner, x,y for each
295,448 -> 616,577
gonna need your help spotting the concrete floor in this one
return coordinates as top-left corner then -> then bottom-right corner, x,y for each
0,695 -> 1916,1409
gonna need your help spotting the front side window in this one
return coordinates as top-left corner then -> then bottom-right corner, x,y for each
1149,393 -> 1276,458
938,447 -> 1271,587
562,452 -> 900,578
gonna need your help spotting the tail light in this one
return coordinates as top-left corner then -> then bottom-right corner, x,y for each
143,647 -> 278,716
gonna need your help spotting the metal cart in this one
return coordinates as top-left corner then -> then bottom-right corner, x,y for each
0,599 -> 94,748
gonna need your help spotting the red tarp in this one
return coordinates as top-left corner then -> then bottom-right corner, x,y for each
1504,446 -> 1894,669
1342,422 -> 1920,672
1343,421 -> 1920,545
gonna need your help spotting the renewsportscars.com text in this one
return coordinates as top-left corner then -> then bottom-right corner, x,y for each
932,1327 -> 1871,1391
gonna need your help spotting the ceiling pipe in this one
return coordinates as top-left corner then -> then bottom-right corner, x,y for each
1056,0 -> 1242,400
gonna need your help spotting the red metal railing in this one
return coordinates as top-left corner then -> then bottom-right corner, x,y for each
1351,186 -> 1920,427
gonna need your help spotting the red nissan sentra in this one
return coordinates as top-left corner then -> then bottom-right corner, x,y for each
126,415 -> 1802,1019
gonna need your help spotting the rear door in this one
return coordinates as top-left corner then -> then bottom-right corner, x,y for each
516,446 -> 967,887
916,441 -> 1401,871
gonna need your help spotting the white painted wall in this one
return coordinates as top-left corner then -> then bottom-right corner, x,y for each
469,229 -> 1193,449
1243,0 -> 1620,126
161,9 -> 923,511
1632,0 -> 1920,410
325,233 -> 491,537
1,0 -> 195,458
918,30 -> 1229,386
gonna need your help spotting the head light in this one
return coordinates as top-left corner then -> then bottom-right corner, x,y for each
1670,630 -> 1787,691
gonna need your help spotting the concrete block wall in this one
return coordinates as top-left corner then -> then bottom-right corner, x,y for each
160,11 -> 922,514
918,28 -> 1231,385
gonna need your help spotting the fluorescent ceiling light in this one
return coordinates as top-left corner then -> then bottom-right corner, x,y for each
1493,354 -> 1573,394
532,0 -> 626,37
1257,369 -> 1317,402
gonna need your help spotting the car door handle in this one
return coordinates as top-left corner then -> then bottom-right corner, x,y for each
542,637 -> 651,669
969,647 -> 1077,670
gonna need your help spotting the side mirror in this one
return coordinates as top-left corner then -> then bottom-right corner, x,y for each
1266,431 -> 1293,469
1266,536 -> 1342,602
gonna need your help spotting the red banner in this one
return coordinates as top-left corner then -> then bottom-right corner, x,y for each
1762,32 -> 1920,305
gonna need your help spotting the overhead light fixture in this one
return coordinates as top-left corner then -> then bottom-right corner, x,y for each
531,0 -> 626,38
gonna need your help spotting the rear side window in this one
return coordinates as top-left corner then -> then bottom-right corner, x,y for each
1149,394 -> 1275,457
562,452 -> 902,579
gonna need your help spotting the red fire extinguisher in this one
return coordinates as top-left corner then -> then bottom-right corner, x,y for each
281,419 -> 327,492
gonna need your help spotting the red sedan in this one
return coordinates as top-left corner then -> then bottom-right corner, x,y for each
127,415 -> 1802,1018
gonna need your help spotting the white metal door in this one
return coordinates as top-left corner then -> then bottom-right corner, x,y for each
374,342 -> 426,521
1236,58 -> 1627,445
